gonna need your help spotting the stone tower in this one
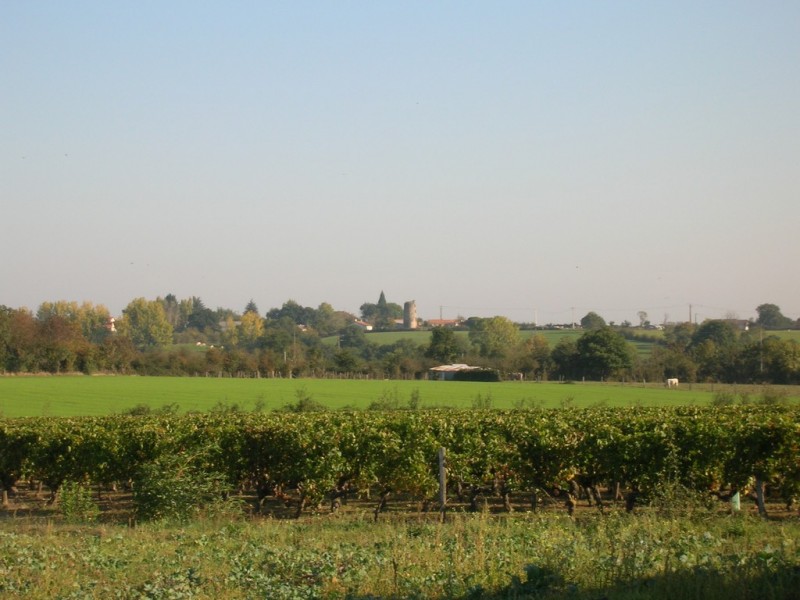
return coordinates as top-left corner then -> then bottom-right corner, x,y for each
403,300 -> 418,330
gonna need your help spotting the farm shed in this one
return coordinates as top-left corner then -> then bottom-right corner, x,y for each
429,364 -> 500,382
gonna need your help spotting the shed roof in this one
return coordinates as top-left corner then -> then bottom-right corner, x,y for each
429,364 -> 482,372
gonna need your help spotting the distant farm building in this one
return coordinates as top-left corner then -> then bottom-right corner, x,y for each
427,318 -> 463,328
724,319 -> 750,331
354,320 -> 373,331
429,364 -> 500,382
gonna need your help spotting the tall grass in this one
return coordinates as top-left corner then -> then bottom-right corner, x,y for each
2,511 -> 798,599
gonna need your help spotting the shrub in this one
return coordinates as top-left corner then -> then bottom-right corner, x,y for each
407,388 -> 422,410
711,392 -> 737,406
648,480 -> 715,519
760,387 -> 790,406
60,480 -> 100,524
132,451 -> 230,523
369,387 -> 401,411
472,393 -> 493,409
278,388 -> 327,413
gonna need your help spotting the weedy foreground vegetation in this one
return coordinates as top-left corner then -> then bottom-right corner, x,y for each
2,508 -> 799,599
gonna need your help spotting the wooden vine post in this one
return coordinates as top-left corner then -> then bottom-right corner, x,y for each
438,447 -> 447,522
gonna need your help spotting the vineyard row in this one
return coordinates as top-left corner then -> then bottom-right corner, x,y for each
1,406 -> 798,517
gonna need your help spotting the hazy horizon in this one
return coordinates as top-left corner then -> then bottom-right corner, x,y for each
3,2 -> 799,326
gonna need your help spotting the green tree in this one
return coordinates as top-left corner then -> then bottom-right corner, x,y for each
309,302 -> 349,337
0,306 -> 13,371
360,291 -> 402,330
737,336 -> 800,384
691,320 -> 737,349
580,311 -> 606,330
186,297 -> 218,332
267,300 -> 317,326
756,303 -> 793,330
575,327 -> 633,380
244,300 -> 259,316
381,339 -> 424,379
642,346 -> 698,383
119,298 -> 173,350
333,348 -> 361,373
425,327 -> 464,364
664,322 -> 695,351
689,320 -> 740,382
512,334 -> 551,380
551,337 -> 579,380
161,294 -> 182,331
468,316 -> 519,358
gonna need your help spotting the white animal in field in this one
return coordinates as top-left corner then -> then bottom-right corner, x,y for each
666,378 -> 679,388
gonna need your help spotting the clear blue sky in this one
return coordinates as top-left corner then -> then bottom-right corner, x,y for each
3,1 -> 799,325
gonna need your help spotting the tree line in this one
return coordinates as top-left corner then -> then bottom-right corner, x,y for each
0,295 -> 798,384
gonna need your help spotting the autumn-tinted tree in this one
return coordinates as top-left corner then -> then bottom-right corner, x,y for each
237,311 -> 264,349
36,301 -> 111,344
36,315 -> 91,373
514,334 -> 552,380
119,298 -> 173,350
96,335 -> 138,373
467,316 -> 519,358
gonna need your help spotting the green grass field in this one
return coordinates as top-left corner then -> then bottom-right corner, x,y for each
335,328 -> 590,347
1,375 -> 798,417
331,328 -> 659,357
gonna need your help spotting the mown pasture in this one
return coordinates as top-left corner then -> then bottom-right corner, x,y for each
1,375 -> 798,417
